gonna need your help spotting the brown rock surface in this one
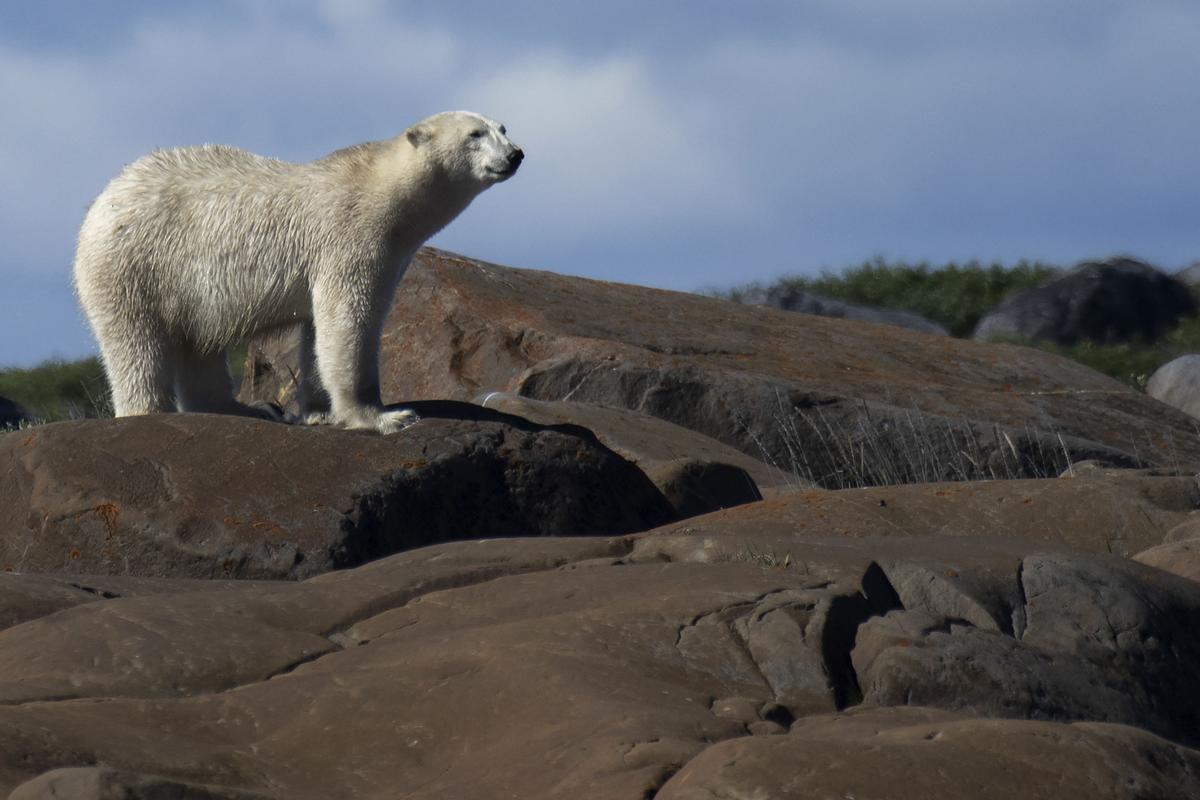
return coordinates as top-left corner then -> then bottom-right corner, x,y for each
655,707 -> 1200,799
241,248 -> 1200,485
470,391 -> 782,517
1,487 -> 1199,799
636,470 -> 1200,559
0,407 -> 673,579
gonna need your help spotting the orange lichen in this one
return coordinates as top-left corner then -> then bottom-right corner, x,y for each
94,503 -> 120,539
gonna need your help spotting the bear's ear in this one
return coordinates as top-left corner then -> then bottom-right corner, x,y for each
405,123 -> 434,148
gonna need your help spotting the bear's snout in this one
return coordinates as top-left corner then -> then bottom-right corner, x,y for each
507,148 -> 524,168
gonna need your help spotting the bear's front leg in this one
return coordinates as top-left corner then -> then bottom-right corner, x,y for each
309,277 -> 418,434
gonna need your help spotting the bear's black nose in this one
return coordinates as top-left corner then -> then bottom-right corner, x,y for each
508,148 -> 524,166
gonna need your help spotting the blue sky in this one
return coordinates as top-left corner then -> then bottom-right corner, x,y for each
1,1 -> 1198,366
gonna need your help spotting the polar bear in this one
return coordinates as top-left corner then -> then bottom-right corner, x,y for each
73,111 -> 522,434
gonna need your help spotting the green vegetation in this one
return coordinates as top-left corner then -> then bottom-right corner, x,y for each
0,356 -> 110,422
1031,316 -> 1200,390
718,257 -> 1200,389
718,257 -> 1059,337
0,345 -> 251,424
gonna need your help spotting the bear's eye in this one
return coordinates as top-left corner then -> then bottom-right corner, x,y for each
469,130 -> 486,139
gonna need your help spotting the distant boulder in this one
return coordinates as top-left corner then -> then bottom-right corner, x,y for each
974,257 -> 1197,345
749,285 -> 948,336
0,395 -> 28,430
1146,354 -> 1200,421
1175,261 -> 1200,287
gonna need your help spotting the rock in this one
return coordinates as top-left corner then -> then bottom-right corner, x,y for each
640,459 -> 763,518
0,538 -> 901,797
0,395 -> 28,430
851,553 -> 1200,745
1175,261 -> 1200,287
753,284 -> 949,335
1134,540 -> 1200,583
655,707 -> 1200,800
240,248 -> 1200,487
477,391 -> 790,505
9,767 -> 272,800
1146,354 -> 1200,420
1165,512 -> 1200,542
635,470 -> 1200,559
0,407 -> 673,579
0,520 -> 1195,795
974,257 -> 1198,346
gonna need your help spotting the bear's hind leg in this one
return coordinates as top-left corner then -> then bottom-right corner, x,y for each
175,350 -> 283,421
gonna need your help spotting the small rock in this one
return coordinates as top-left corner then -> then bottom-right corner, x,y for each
1146,354 -> 1200,420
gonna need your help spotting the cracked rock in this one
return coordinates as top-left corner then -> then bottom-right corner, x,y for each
0,408 -> 672,579
655,706 -> 1200,799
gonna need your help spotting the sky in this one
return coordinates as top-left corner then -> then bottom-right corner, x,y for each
1,1 -> 1198,366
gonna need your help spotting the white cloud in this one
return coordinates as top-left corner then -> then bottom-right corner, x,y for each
1,1 -> 1200,364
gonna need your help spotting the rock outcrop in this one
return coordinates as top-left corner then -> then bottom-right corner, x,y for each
241,248 -> 1200,487
0,505 -> 1199,798
0,406 -> 674,579
1146,353 -> 1200,420
0,395 -> 27,430
748,283 -> 949,335
4,249 -> 1200,797
974,256 -> 1197,345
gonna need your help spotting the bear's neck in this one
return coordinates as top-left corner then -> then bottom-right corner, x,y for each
373,143 -> 482,248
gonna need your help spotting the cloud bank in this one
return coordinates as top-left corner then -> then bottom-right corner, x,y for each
0,1 -> 1197,365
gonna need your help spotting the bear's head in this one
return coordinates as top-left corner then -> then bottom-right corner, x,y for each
405,111 -> 523,187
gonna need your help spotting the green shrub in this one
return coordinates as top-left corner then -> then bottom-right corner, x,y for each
716,258 -> 1059,337
0,357 -> 111,421
1033,315 -> 1200,390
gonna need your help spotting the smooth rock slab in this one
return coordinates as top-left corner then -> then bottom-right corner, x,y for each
0,409 -> 673,579
1146,353 -> 1200,420
0,542 -> 887,798
655,707 -> 1200,800
241,248 -> 1200,486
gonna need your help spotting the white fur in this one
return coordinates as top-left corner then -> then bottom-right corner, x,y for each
74,111 -> 522,434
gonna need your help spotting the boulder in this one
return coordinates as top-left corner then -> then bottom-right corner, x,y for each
0,526 -> 1196,797
656,707 -> 1200,800
974,257 -> 1197,345
1175,261 -> 1200,287
748,284 -> 949,335
241,249 -> 1200,487
2,460 -> 1200,799
0,407 -> 674,579
853,554 -> 1200,744
1146,354 -> 1200,420
477,391 -> 789,507
1134,517 -> 1200,583
0,537 -> 906,797
0,395 -> 28,430
634,470 -> 1200,559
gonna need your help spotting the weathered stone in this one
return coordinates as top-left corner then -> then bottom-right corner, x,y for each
655,707 -> 1200,800
476,391 -> 785,511
635,471 -> 1200,559
753,284 -> 949,335
974,257 -> 1197,346
852,553 -> 1200,744
476,392 -> 792,488
240,248 -> 1200,487
1146,354 -> 1200,420
0,542 -> 896,797
1134,539 -> 1200,583
0,409 -> 673,579
0,396 -> 27,430
9,767 -> 272,800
